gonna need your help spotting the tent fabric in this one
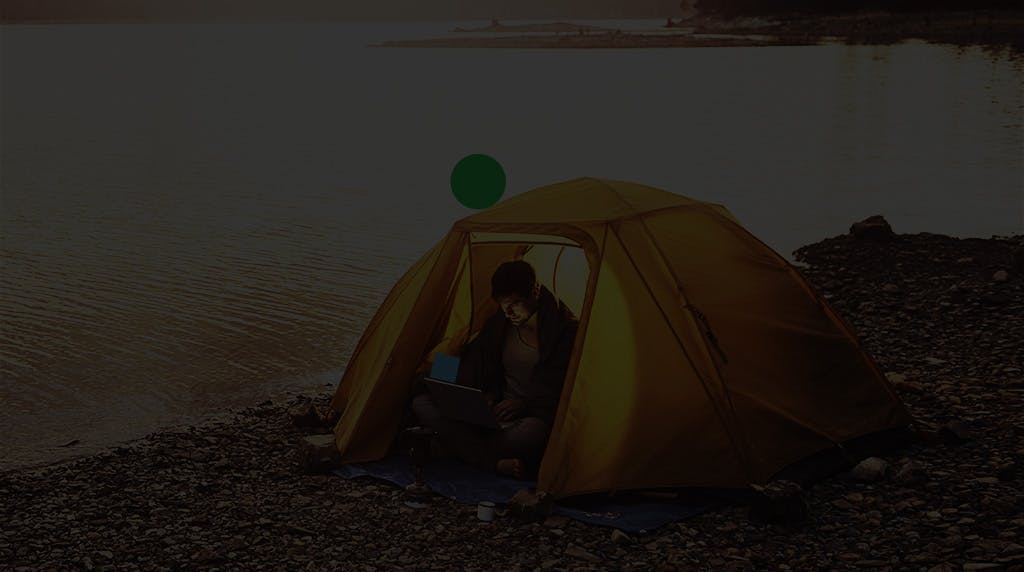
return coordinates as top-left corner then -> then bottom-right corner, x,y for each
330,177 -> 911,499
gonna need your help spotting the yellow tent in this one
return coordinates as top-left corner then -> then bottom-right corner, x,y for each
330,177 -> 911,498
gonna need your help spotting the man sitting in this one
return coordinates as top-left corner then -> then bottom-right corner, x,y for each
411,260 -> 579,479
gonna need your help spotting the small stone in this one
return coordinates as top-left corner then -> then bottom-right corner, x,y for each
611,529 -> 632,545
963,564 -> 1002,571
749,480 -> 807,523
1002,543 -> 1024,555
295,434 -> 340,474
999,462 -> 1024,485
885,372 -> 906,384
993,270 -> 1009,282
565,544 -> 601,563
940,421 -> 972,443
956,257 -> 974,264
98,551 -> 114,560
894,379 -> 925,394
288,398 -> 322,428
894,461 -> 927,485
193,548 -> 225,564
925,357 -> 947,365
850,457 -> 888,482
849,215 -> 895,240
543,515 -> 569,528
509,489 -> 553,521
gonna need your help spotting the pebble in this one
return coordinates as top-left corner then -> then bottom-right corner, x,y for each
564,544 -> 601,563
850,457 -> 889,482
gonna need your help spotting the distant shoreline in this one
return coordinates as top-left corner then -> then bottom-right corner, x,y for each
375,33 -> 813,49
3,11 -> 1022,51
375,11 -> 1024,49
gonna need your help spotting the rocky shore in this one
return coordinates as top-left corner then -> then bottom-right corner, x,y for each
3,227 -> 1023,571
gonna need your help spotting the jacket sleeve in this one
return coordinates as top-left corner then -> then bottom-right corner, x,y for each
525,319 -> 579,424
457,313 -> 505,403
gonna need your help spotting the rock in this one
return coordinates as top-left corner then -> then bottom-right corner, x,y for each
295,434 -> 341,474
993,270 -> 1009,283
997,461 -> 1018,481
894,379 -> 925,394
1003,543 -> 1024,555
885,372 -> 906,385
564,544 -> 601,563
1012,247 -> 1024,274
543,515 -> 569,528
850,457 -> 888,482
893,460 -> 927,485
926,564 -> 957,572
940,421 -> 972,443
925,357 -> 947,366
288,398 -> 321,429
882,283 -> 902,294
982,291 -> 1011,306
849,215 -> 895,241
949,284 -> 970,303
611,529 -> 632,545
749,480 -> 808,523
193,548 -> 225,564
963,564 -> 1002,571
509,489 -> 553,521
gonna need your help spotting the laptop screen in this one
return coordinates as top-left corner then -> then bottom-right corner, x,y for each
430,353 -> 460,383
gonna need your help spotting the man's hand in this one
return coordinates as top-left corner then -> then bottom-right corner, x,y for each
493,399 -> 526,422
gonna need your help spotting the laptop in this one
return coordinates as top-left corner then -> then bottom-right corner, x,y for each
424,353 -> 500,430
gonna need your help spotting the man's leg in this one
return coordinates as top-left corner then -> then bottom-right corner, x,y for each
410,393 -> 497,471
495,417 -> 551,478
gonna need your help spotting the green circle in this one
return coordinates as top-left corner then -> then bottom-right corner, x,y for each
450,154 -> 506,209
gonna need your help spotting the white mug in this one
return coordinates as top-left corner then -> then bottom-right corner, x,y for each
477,501 -> 496,522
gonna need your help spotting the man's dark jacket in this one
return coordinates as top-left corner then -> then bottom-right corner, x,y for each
456,286 -> 578,425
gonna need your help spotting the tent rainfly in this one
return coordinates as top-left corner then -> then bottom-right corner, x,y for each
329,177 -> 911,498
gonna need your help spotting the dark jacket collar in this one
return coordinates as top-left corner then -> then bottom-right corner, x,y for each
495,285 -> 575,361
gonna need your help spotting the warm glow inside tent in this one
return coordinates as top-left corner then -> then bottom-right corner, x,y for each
330,177 -> 911,498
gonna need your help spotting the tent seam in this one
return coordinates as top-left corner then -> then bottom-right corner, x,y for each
629,216 -> 760,484
539,224 -> 608,496
701,210 -> 911,423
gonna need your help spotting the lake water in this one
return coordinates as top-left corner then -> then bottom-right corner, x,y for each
1,21 -> 1022,470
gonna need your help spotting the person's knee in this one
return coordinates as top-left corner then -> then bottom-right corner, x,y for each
410,393 -> 442,426
516,417 -> 550,439
500,417 -> 551,455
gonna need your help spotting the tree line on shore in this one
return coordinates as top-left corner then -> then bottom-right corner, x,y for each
696,0 -> 1020,17
2,0 -> 1019,24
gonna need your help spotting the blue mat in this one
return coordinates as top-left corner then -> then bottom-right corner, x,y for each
334,455 -> 722,532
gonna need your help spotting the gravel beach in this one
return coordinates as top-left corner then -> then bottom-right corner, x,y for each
3,228 -> 1022,571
